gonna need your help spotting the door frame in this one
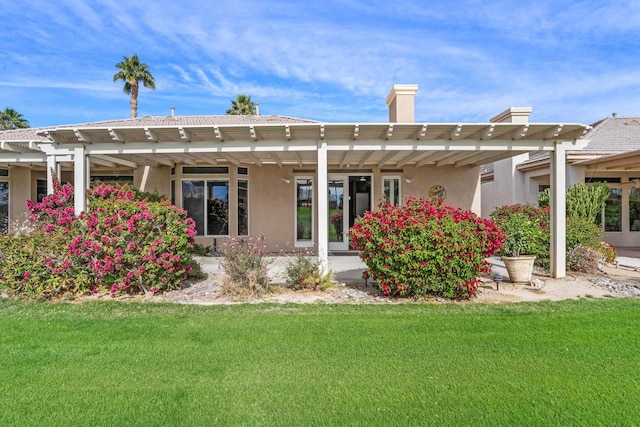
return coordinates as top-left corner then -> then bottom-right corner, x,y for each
327,173 -> 373,251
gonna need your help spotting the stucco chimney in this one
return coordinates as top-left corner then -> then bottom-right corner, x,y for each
490,107 -> 533,124
386,84 -> 419,123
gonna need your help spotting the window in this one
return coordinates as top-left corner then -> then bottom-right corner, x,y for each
182,180 -> 229,236
238,180 -> 249,236
296,178 -> 313,245
37,179 -> 47,203
596,187 -> 622,232
383,177 -> 401,206
630,187 -> 640,232
207,181 -> 229,236
0,182 -> 7,234
182,166 -> 229,174
170,180 -> 176,206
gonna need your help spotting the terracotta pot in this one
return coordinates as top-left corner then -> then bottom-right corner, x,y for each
501,255 -> 536,283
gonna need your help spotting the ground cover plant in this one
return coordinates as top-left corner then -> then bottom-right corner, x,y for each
350,197 -> 504,299
0,299 -> 639,425
0,182 -> 198,298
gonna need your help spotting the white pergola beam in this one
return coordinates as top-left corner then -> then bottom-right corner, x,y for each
268,152 -> 283,168
93,154 -> 138,168
358,151 -> 375,168
339,151 -> 350,168
246,152 -> 263,167
378,151 -> 398,167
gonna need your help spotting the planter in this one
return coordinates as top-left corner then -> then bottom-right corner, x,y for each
501,255 -> 536,283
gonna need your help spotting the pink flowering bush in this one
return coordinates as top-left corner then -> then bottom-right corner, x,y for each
0,181 -> 198,299
349,197 -> 504,299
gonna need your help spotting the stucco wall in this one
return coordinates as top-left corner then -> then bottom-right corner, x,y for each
134,165 -> 170,196
9,167 -> 31,225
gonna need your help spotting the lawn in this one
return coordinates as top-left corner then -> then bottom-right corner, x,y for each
1,298 -> 639,425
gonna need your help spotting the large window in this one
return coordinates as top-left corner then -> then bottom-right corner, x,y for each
630,187 -> 640,232
238,180 -> 248,236
182,180 -> 229,236
596,187 -> 622,232
296,178 -> 313,244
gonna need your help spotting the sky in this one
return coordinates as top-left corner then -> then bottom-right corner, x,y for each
2,0 -> 640,128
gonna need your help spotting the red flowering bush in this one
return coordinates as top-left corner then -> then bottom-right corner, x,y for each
349,198 -> 504,299
0,181 -> 197,299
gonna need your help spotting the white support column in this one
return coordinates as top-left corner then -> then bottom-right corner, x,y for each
46,155 -> 59,194
74,145 -> 88,215
550,142 -> 567,278
317,141 -> 329,273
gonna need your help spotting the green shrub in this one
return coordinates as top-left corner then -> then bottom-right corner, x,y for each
284,254 -> 332,290
0,182 -> 198,299
566,217 -> 602,251
490,204 -> 550,262
219,236 -> 270,297
349,198 -> 504,299
491,204 -> 604,269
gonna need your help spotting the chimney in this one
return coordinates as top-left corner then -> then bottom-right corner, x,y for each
386,84 -> 419,123
490,107 -> 533,124
170,106 -> 175,116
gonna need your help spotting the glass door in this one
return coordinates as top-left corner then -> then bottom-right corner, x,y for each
328,177 -> 347,251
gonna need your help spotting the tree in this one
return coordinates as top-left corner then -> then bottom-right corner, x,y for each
0,107 -> 30,130
113,54 -> 156,118
226,94 -> 255,115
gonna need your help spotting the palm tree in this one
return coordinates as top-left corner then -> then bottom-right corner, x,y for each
113,54 -> 156,118
226,94 -> 256,115
0,108 -> 30,130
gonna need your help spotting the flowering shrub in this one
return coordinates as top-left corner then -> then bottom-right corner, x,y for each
219,236 -> 270,297
0,181 -> 197,299
349,198 -> 504,299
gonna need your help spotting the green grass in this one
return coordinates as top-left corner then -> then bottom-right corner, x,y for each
1,299 -> 639,426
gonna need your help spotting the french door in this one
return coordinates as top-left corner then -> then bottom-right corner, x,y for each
328,175 -> 372,251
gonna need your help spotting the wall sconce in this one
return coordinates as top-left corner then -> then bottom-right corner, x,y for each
404,178 -> 414,184
281,177 -> 292,184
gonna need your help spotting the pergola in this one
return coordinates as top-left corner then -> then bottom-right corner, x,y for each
1,119 -> 590,277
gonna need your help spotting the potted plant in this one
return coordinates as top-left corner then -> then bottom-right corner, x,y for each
496,211 -> 540,283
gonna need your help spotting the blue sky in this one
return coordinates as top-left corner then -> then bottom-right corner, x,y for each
2,0 -> 640,127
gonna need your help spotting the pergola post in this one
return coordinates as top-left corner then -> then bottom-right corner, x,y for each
46,155 -> 59,194
317,141 -> 329,273
73,145 -> 89,215
550,141 -> 567,278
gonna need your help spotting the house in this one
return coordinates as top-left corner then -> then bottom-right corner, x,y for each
0,85 -> 589,277
482,115 -> 640,248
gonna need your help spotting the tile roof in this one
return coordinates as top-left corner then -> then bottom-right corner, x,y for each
580,117 -> 640,153
0,127 -> 47,142
0,115 -> 319,143
497,116 -> 640,171
51,114 -> 320,129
